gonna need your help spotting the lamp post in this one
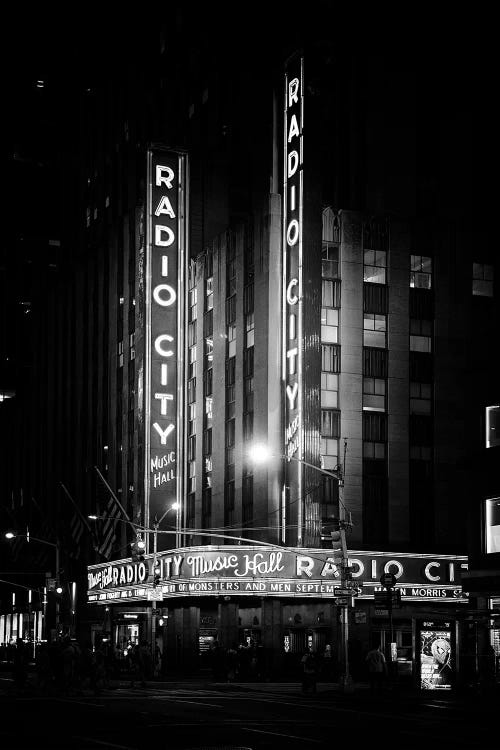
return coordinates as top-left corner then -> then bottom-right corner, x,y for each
4,532 -> 61,640
248,444 -> 355,693
150,503 -> 179,672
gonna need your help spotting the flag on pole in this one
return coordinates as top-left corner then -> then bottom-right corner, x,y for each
68,511 -> 85,559
97,494 -> 122,560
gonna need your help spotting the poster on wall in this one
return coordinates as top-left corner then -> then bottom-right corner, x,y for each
420,624 -> 454,690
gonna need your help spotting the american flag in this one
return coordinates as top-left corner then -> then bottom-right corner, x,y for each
97,494 -> 122,560
67,511 -> 85,559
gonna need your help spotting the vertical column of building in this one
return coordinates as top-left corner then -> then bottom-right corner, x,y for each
320,208 -> 342,530
224,233 -> 237,537
408,250 -> 434,546
185,259 -> 198,538
241,221 -> 255,537
338,211 -> 363,543
361,217 -> 390,545
387,221 -> 410,543
201,247 -> 214,541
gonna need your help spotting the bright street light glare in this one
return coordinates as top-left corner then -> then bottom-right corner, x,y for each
88,515 -> 98,520
247,443 -> 272,463
170,502 -> 180,511
5,532 -> 15,539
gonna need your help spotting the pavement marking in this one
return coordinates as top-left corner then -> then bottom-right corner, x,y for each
72,737 -> 136,749
243,727 -> 322,743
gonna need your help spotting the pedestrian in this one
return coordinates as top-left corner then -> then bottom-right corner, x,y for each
36,642 -> 52,690
365,644 -> 387,692
322,644 -> 333,680
301,648 -> 318,694
226,643 -> 239,682
13,638 -> 28,689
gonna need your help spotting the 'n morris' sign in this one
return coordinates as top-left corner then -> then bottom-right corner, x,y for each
87,546 -> 468,602
145,148 -> 188,536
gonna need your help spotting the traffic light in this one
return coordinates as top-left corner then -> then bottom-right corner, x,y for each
153,559 -> 161,588
131,536 -> 146,563
321,516 -> 341,543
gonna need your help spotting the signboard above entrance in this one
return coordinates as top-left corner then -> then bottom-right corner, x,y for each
87,546 -> 468,604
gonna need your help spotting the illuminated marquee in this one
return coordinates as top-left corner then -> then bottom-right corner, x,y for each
145,148 -> 188,536
87,547 -> 468,603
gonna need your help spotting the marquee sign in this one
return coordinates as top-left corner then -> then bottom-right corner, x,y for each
145,148 -> 188,541
87,546 -> 468,603
282,53 -> 304,542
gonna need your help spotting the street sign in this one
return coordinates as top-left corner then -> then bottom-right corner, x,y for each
147,589 -> 163,601
336,596 -> 353,607
334,588 -> 353,596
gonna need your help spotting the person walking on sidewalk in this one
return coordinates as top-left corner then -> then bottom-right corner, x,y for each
301,648 -> 318,694
365,644 -> 387,692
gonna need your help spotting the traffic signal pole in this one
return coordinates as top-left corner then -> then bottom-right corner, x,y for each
150,520 -> 159,668
337,468 -> 354,694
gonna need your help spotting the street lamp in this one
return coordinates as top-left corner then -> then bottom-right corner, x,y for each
248,443 -> 355,693
4,531 -> 61,639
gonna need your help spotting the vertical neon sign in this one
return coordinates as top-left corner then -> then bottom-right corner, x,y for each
145,148 -> 187,547
283,55 -> 304,545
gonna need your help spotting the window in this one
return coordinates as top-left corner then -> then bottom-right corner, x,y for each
363,347 -> 388,378
205,336 -> 213,365
320,439 -> 338,470
227,324 -> 236,357
363,412 -> 387,443
321,307 -> 339,343
363,313 -> 387,348
203,428 -> 212,456
244,377 -> 254,412
206,277 -> 213,310
321,409 -> 340,438
188,435 -> 196,462
188,345 -> 196,380
244,347 -> 254,377
321,372 -> 338,408
188,321 -> 197,347
243,411 -> 254,441
187,378 -> 196,404
226,294 -> 236,323
242,475 -> 253,525
410,382 -> 432,415
486,406 -> 500,448
244,283 -> 254,314
364,249 -> 387,284
473,263 -> 494,297
322,279 -> 341,307
203,368 -> 213,396
204,309 -> 213,337
485,498 -> 500,553
363,377 -> 386,412
410,319 -> 432,353
189,287 -> 197,321
322,243 -> 339,278
245,313 -> 254,348
410,255 -> 432,289
322,344 -> 340,373
226,418 -> 235,448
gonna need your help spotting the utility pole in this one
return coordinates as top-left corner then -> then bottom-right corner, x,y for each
336,459 -> 354,694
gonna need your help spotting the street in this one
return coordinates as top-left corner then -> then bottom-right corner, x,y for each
0,675 -> 496,749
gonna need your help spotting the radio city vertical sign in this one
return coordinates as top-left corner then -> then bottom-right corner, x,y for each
145,148 -> 188,539
282,54 -> 304,543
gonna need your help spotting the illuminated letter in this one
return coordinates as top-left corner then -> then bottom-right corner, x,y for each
155,195 -> 176,218
290,184 -> 296,211
349,559 -> 364,578
424,561 -> 441,582
161,256 -> 169,276
286,278 -> 299,305
153,284 -> 177,307
288,77 -> 299,106
154,334 -> 174,357
155,225 -> 175,247
384,560 -> 403,579
286,382 -> 298,410
161,363 -> 168,385
288,114 -> 299,142
154,393 -> 174,416
156,165 -> 174,189
286,219 -> 299,247
152,422 -> 175,445
296,555 -> 314,578
288,150 -> 298,178
287,348 -> 298,375
289,313 -> 296,340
